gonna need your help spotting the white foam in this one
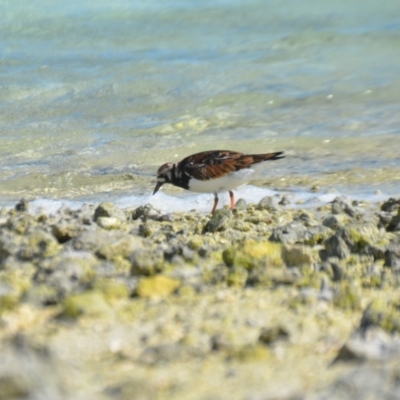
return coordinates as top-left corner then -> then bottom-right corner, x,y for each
124,185 -> 280,213
7,185 -> 391,216
117,186 -> 391,212
28,199 -> 86,215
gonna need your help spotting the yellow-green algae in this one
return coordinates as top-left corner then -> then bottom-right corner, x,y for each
226,266 -> 248,287
135,275 -> 180,298
226,343 -> 272,362
63,291 -> 113,318
0,269 -> 33,312
282,244 -> 316,266
92,278 -> 130,302
223,240 -> 283,270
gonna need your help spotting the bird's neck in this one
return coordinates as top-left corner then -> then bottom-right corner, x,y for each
170,162 -> 190,190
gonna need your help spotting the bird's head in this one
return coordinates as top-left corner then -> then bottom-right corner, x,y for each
153,162 -> 174,195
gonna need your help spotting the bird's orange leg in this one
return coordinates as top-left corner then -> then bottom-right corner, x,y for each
211,193 -> 219,214
229,191 -> 235,209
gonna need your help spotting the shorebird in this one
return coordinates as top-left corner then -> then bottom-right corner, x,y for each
153,150 -> 285,213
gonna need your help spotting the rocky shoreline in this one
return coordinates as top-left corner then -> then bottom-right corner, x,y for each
1,195 -> 400,399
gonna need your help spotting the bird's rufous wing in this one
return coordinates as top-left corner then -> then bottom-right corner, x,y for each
182,150 -> 257,181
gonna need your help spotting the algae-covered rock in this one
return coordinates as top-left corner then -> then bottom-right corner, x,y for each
269,223 -> 305,244
187,235 -> 204,251
205,208 -> 233,233
325,259 -> 345,281
6,214 -> 36,234
223,240 -> 283,270
226,266 -> 248,287
36,253 -> 96,299
96,234 -> 144,261
0,230 -> 23,261
138,223 -> 153,238
269,223 -> 330,246
18,229 -> 61,260
257,196 -> 280,212
359,299 -> 400,334
96,217 -> 123,230
108,257 -> 132,275
259,325 -> 290,345
179,245 -> 196,262
140,343 -> 202,364
303,225 -> 332,246
25,284 -> 59,306
279,195 -> 292,206
231,220 -> 253,232
0,281 -> 21,311
331,196 -> 356,217
322,214 -> 349,230
130,248 -> 164,276
135,275 -> 180,298
282,245 -> 316,266
361,264 -> 383,288
377,211 -> 394,230
244,214 -> 267,225
288,288 -> 319,309
104,379 -> 156,400
318,362 -> 400,398
0,256 -> 36,276
335,328 -> 397,362
70,228 -> 111,252
0,261 -> 36,312
94,202 -> 126,229
94,202 -> 126,222
38,252 -> 97,278
386,215 -> 400,232
334,282 -> 362,310
202,264 -> 228,286
337,224 -> 381,253
52,222 -> 84,243
325,223 -> 389,260
235,198 -> 247,210
293,209 -> 319,226
381,197 -> 400,213
14,198 -> 29,212
324,234 -> 350,259
63,290 -> 112,318
384,236 -> 400,270
209,333 -> 229,351
0,269 -> 33,311
71,229 -> 141,261
92,277 -> 130,302
133,203 -> 161,221
361,244 -> 387,261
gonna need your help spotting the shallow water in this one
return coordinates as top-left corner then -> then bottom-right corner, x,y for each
1,0 -> 399,208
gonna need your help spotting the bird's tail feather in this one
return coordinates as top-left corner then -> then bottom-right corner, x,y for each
252,151 -> 285,163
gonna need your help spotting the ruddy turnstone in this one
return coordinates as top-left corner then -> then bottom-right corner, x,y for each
153,150 -> 285,213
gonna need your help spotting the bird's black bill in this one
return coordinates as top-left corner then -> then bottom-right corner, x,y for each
153,182 -> 163,195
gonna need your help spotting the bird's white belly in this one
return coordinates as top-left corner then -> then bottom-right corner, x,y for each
188,167 -> 258,193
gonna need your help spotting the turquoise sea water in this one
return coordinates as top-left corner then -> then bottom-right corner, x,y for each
1,0 -> 399,207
